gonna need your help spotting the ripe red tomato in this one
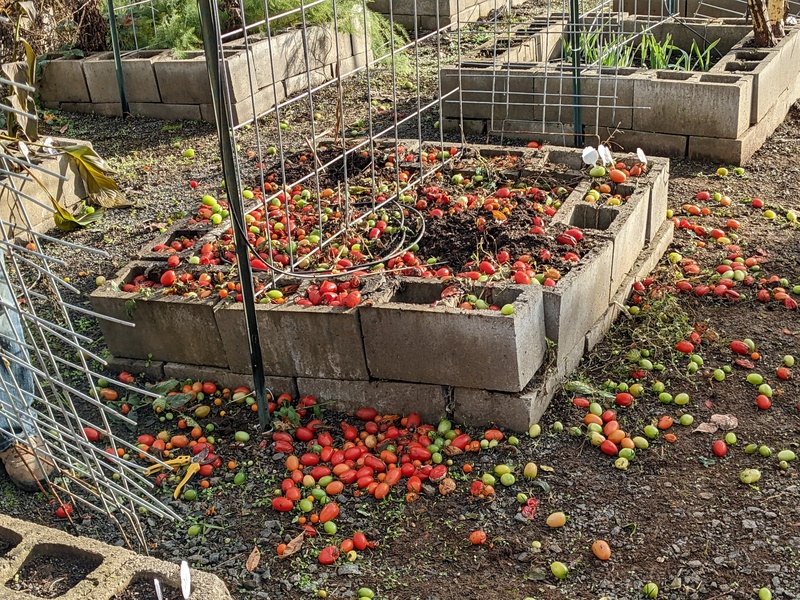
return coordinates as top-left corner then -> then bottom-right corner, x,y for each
712,440 -> 727,457
756,395 -> 771,410
83,427 -> 101,442
615,393 -> 633,407
55,504 -> 73,518
344,291 -> 362,308
675,341 -> 694,354
353,532 -> 368,551
272,497 -> 294,512
160,270 -> 177,287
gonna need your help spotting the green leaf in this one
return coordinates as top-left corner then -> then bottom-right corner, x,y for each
166,393 -> 195,409
60,144 -> 132,208
146,379 -> 181,396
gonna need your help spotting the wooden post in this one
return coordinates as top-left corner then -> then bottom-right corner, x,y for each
768,0 -> 786,38
748,0 -> 778,46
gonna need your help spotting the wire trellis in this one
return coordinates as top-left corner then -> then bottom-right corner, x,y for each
0,75 -> 177,551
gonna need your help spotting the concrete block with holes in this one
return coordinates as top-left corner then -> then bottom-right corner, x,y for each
0,514 -> 232,599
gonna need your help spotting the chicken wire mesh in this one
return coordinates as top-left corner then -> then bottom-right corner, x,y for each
0,75 -> 177,551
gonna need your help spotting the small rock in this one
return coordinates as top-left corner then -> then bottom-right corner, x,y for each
742,519 -> 757,530
337,564 -> 361,576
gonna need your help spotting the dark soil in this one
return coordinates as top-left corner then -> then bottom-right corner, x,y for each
113,577 -> 184,600
0,537 -> 15,556
4,551 -> 99,598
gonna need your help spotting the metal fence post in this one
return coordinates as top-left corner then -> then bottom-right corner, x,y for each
106,0 -> 131,116
568,0 -> 584,147
196,0 -> 271,431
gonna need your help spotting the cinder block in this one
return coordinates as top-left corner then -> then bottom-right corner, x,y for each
453,368 -> 561,432
586,219 -> 673,353
82,51 -> 161,104
554,180 -> 648,298
199,79 -> 286,125
712,28 -> 800,124
90,263 -> 228,368
533,67 -> 636,130
646,158 -> 670,243
0,514 -> 232,600
360,279 -> 545,392
585,126 -> 687,157
60,102 -> 123,117
442,117 -> 487,135
215,302 -> 369,380
690,60 -> 800,164
38,57 -> 90,103
105,356 -> 165,380
0,138 -> 89,238
542,239 -> 614,359
130,102 -> 201,121
162,363 -> 297,397
247,35 -> 287,89
585,303 -> 620,353
284,66 -> 329,98
154,53 -> 213,105
633,71 -> 752,139
297,378 -> 447,424
557,337 -> 586,379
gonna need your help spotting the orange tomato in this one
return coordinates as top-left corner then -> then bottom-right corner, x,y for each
469,530 -> 487,545
609,169 -> 627,184
592,539 -> 611,561
99,388 -> 118,402
657,416 -> 674,430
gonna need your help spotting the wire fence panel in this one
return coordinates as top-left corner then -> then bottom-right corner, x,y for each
0,76 -> 176,551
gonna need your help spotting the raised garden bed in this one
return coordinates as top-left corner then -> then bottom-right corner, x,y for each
37,24 -> 371,125
441,16 -> 800,164
91,142 -> 670,430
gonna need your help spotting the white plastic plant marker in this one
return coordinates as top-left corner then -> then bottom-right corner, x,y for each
18,141 -> 29,161
637,147 -> 648,166
154,578 -> 164,600
42,137 -> 58,156
582,146 -> 598,166
180,561 -> 191,599
598,144 -> 613,166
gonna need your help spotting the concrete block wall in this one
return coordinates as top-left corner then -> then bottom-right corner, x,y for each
0,514 -> 232,599
91,144 -> 670,430
442,21 -> 800,164
370,0 -> 526,32
38,24 -> 370,126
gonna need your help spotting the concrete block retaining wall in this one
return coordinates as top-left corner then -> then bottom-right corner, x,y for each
442,22 -> 800,164
0,514 -> 232,599
38,23 -> 369,125
91,145 -> 670,430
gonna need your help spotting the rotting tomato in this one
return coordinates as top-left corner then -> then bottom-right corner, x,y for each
318,545 -> 339,565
